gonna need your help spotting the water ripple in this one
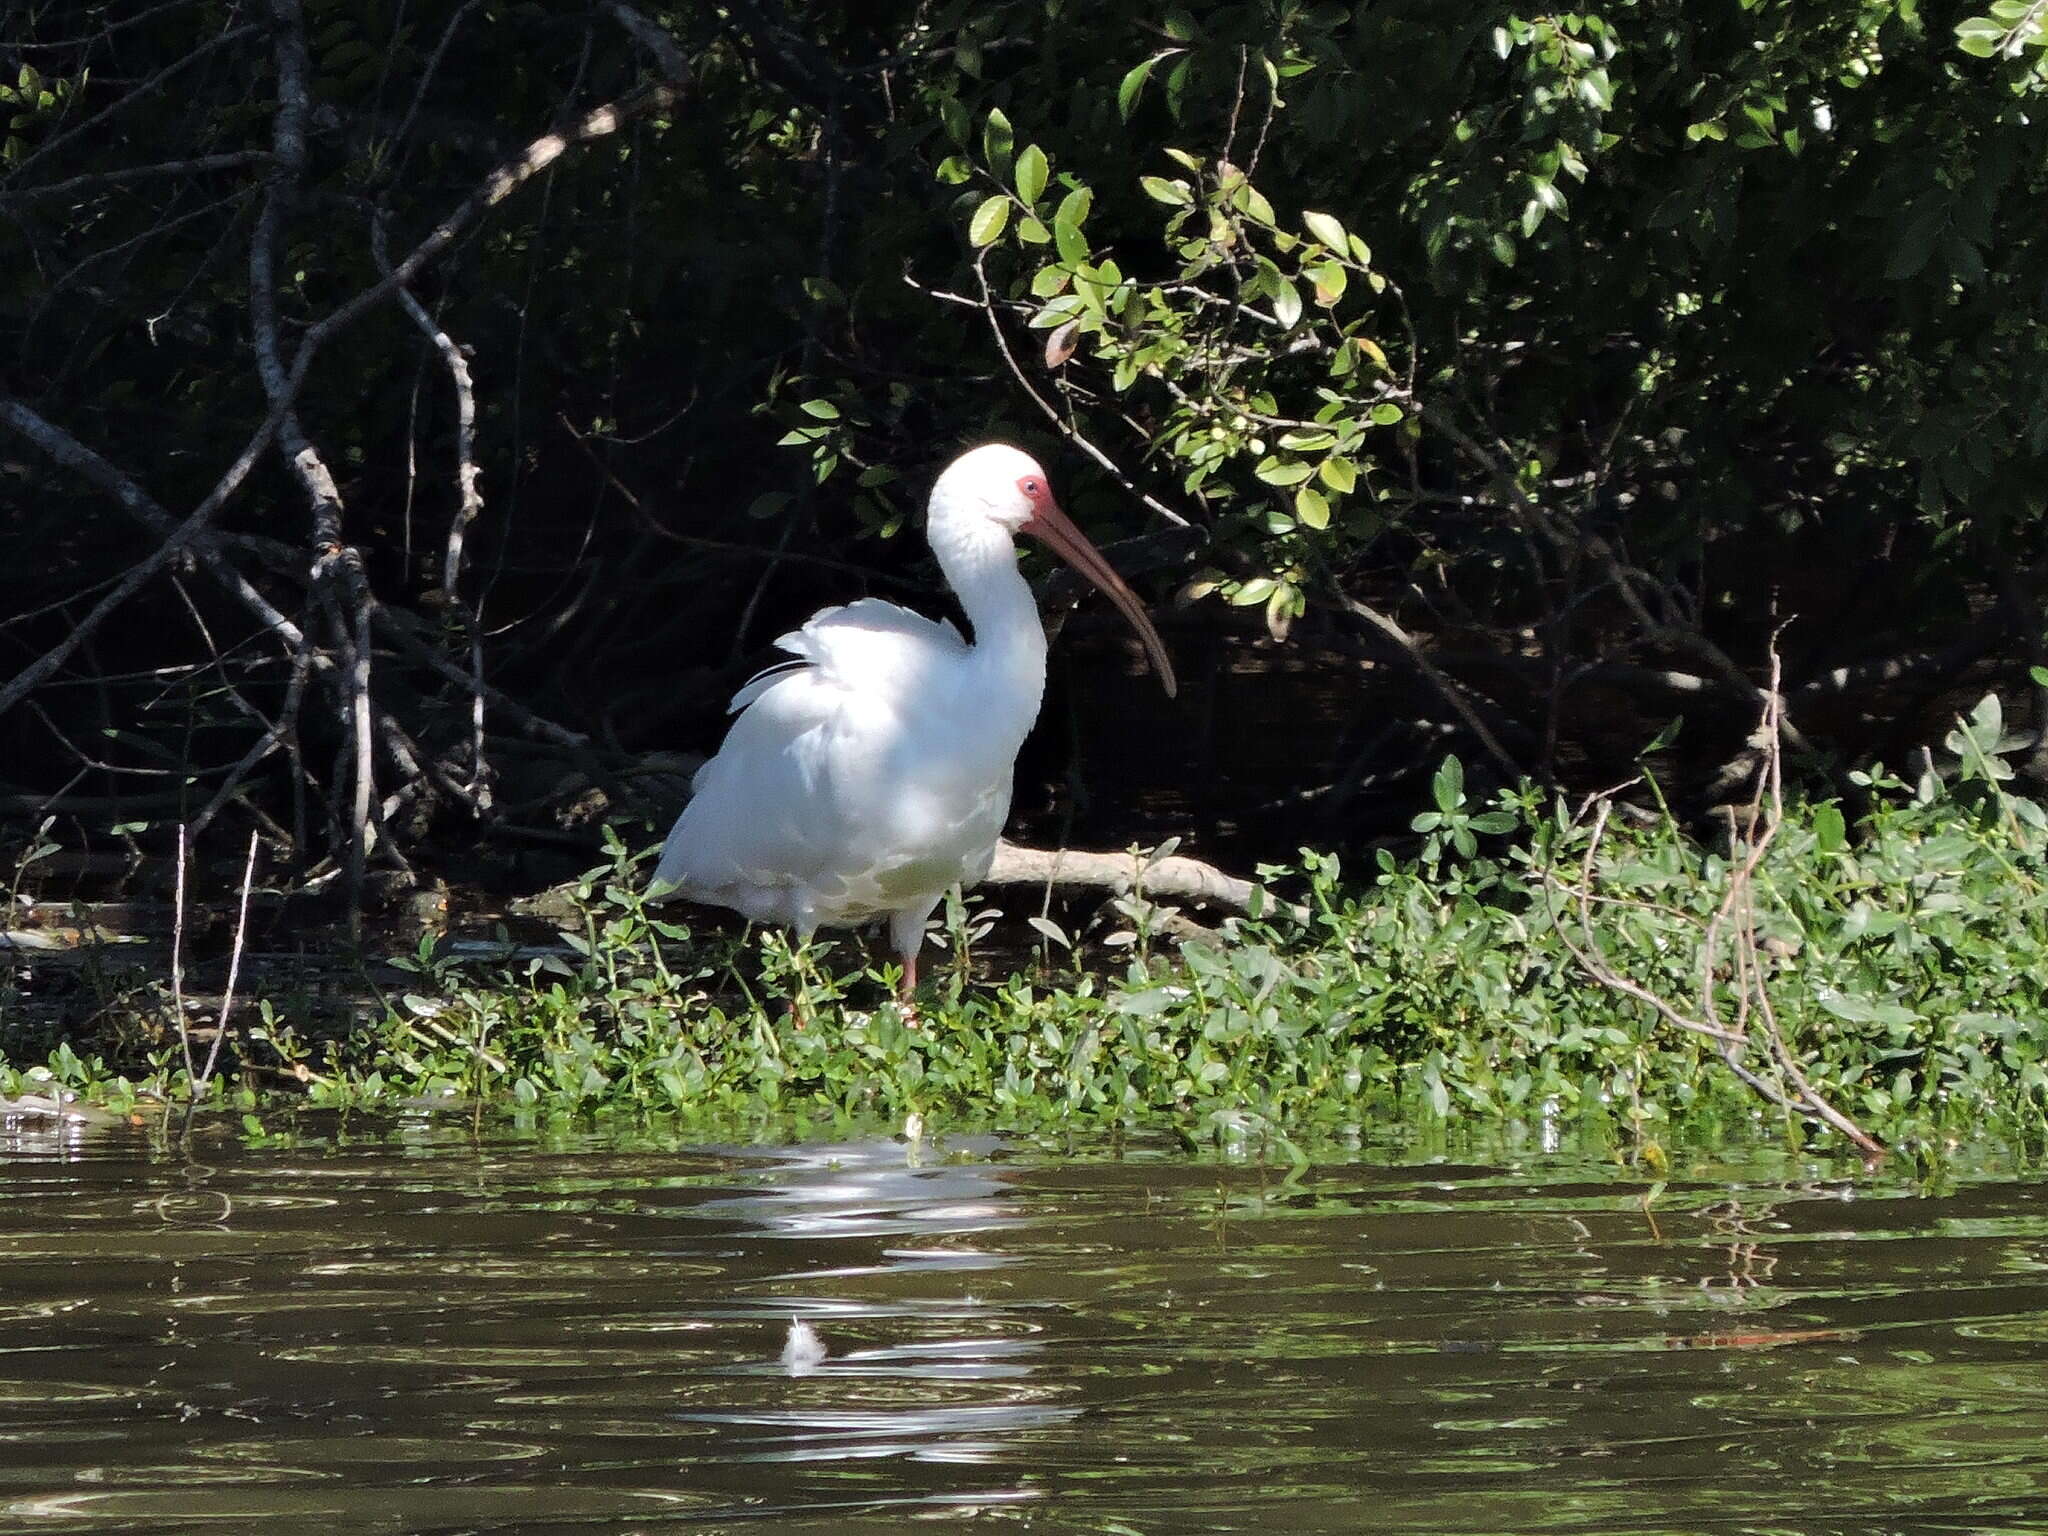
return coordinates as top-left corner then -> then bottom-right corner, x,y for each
1,1121 -> 2046,1531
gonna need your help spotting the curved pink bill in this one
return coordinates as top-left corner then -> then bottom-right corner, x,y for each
1023,499 -> 1177,698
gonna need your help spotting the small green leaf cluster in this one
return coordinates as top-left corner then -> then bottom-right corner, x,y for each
952,110 -> 1410,638
0,62 -> 79,164
1955,0 -> 2048,83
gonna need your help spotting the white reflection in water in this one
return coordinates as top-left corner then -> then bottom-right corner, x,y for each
693,1135 -> 1069,1472
694,1134 -> 1024,1244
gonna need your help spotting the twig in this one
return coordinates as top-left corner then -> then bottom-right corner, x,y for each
0,150 -> 273,203
604,0 -> 693,81
0,399 -> 293,717
1540,651 -> 1884,1158
371,210 -> 489,796
2,41 -> 690,724
956,251 -> 1192,529
1,22 -> 260,186
1336,594 -> 1521,780
192,832 -> 260,1100
172,830 -> 193,1087
1415,396 -> 1816,759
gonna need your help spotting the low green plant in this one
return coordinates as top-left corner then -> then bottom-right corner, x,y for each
264,694 -> 2042,1156
7,701 -> 2045,1161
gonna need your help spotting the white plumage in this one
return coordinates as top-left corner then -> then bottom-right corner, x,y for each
651,443 -> 1174,1003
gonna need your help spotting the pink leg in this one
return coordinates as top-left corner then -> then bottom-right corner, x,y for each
888,904 -> 931,1018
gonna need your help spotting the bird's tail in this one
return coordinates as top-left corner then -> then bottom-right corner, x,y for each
647,812 -> 694,899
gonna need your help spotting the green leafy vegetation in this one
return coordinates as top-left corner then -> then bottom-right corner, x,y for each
8,695 -> 2043,1161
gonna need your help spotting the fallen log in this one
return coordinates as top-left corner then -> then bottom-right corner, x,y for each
984,840 -> 1307,923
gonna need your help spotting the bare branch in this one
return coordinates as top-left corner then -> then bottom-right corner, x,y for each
253,0 -> 376,905
1539,658 -> 1884,1159
1336,594 -> 1522,780
604,0 -> 693,81
0,398 -> 290,715
0,150 -> 272,203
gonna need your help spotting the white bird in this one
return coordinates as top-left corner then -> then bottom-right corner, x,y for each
651,443 -> 1175,1004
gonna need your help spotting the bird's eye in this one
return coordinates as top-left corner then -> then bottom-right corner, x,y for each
1023,479 -> 1040,495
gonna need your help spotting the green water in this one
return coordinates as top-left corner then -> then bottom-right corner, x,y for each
2,1113 -> 2045,1533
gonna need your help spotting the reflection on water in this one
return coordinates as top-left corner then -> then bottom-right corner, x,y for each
2,1110 -> 2048,1533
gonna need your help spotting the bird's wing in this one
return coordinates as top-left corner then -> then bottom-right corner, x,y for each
727,599 -> 965,713
655,600 -> 970,919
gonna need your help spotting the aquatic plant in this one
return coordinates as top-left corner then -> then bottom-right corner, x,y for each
5,689 -> 2044,1162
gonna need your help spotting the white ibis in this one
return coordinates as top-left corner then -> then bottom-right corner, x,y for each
651,443 -> 1175,1004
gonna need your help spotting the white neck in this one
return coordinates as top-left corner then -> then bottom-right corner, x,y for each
926,500 -> 1048,755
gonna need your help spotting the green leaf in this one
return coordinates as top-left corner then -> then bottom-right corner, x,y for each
940,94 -> 970,146
1302,210 -> 1348,250
1017,216 -> 1051,244
1055,216 -> 1091,267
1119,54 -> 1165,119
1308,261 -> 1347,305
1885,209 -> 1945,280
1053,186 -> 1093,266
1368,402 -> 1404,427
1030,294 -> 1085,327
1015,143 -> 1049,206
934,154 -> 972,185
968,196 -> 1011,247
1433,755 -> 1465,815
1318,456 -> 1358,493
1027,914 -> 1071,949
982,108 -> 1013,176
1295,485 -> 1330,529
1254,456 -> 1312,486
799,398 -> 840,419
1270,277 -> 1302,328
1140,175 -> 1193,206
1814,803 -> 1846,853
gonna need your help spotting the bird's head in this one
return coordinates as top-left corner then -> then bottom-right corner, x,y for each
930,443 -> 1176,697
932,442 -> 1055,534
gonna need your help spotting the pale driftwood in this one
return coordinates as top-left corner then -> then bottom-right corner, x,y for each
984,840 -> 1307,922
